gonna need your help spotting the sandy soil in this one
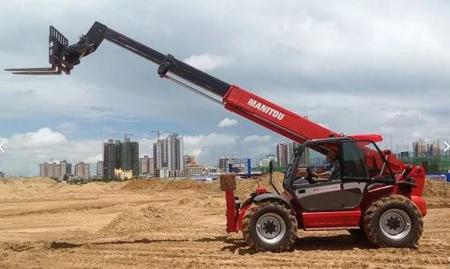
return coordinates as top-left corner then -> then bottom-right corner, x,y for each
0,175 -> 449,268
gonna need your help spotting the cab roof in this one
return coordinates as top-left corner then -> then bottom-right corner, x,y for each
305,134 -> 383,145
349,134 -> 383,143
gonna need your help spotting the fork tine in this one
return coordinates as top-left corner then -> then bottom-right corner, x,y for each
5,67 -> 56,72
11,70 -> 61,75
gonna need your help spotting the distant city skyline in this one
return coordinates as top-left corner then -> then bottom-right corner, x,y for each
2,134 -> 450,177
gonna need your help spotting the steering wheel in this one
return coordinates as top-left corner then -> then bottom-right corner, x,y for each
305,167 -> 319,184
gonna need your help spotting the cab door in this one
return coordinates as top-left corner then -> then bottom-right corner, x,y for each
340,141 -> 369,209
294,141 -> 344,211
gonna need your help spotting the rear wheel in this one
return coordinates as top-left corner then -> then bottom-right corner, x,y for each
348,229 -> 366,239
363,194 -> 423,248
242,202 -> 297,252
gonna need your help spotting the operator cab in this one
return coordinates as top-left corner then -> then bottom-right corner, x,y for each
283,137 -> 394,212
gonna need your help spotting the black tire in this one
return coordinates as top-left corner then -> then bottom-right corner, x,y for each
348,229 -> 366,239
242,202 -> 297,252
363,194 -> 423,248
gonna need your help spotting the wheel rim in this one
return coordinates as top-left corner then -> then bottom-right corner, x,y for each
256,212 -> 286,245
379,208 -> 412,241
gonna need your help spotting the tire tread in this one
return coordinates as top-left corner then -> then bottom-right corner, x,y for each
363,194 -> 423,248
242,202 -> 297,252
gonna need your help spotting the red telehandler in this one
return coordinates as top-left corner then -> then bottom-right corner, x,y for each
6,22 -> 427,252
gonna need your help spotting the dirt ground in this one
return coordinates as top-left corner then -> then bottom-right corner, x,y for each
0,174 -> 449,268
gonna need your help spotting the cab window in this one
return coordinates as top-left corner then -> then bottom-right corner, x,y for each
341,141 -> 368,178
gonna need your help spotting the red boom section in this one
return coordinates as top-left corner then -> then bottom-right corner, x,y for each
223,85 -> 340,144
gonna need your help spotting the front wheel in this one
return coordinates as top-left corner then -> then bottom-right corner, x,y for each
242,202 -> 297,252
363,194 -> 423,248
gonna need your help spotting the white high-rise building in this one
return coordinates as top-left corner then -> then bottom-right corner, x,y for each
413,139 -> 427,157
60,160 -> 71,179
153,134 -> 184,177
276,143 -> 289,169
140,155 -> 155,176
74,162 -> 90,180
96,161 -> 104,177
166,134 -> 184,173
259,154 -> 277,168
153,139 -> 165,171
39,160 -> 71,179
276,142 -> 299,169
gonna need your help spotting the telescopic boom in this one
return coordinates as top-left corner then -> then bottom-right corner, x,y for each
6,21 -> 340,144
5,21 -> 407,173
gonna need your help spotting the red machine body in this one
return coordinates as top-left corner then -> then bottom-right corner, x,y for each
221,85 -> 426,233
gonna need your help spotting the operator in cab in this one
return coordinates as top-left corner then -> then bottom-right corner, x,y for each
295,150 -> 340,184
316,150 -> 340,180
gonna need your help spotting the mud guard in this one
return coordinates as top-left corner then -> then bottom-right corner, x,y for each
237,192 -> 293,232
253,192 -> 292,209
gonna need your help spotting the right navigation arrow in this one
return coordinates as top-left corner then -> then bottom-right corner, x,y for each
444,141 -> 450,153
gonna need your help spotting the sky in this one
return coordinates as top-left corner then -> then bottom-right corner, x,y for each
1,1 -> 450,176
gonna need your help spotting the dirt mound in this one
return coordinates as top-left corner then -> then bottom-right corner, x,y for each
118,173 -> 285,200
175,196 -> 197,205
25,177 -> 58,184
100,205 -> 177,235
68,181 -> 126,194
423,179 -> 449,208
120,178 -> 207,192
116,172 -> 285,202
0,177 -> 58,200
424,179 -> 449,197
195,196 -> 225,208
0,177 -> 57,186
230,172 -> 285,198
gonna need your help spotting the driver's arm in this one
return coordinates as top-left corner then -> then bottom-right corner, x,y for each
317,170 -> 331,178
315,172 -> 331,181
315,164 -> 336,180
295,168 -> 308,178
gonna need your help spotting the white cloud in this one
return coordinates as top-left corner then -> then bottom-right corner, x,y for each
190,149 -> 202,158
56,122 -> 78,133
243,134 -> 271,143
184,133 -> 238,163
0,128 -> 102,176
382,111 -> 427,127
218,118 -> 238,128
84,154 -> 103,164
8,128 -> 67,149
184,54 -> 231,72
184,133 -> 237,149
135,138 -> 156,155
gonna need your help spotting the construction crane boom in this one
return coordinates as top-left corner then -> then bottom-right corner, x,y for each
151,131 -> 161,140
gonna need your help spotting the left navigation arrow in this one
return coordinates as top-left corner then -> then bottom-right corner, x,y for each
0,138 -> 7,153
